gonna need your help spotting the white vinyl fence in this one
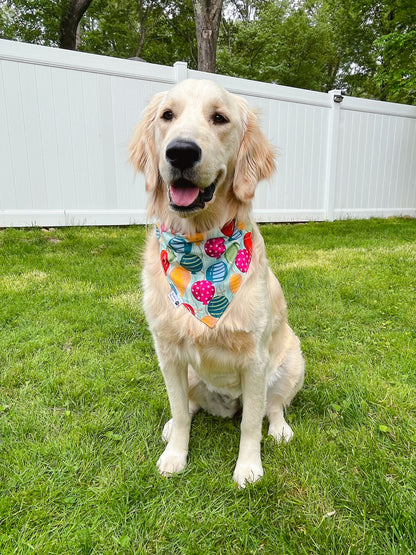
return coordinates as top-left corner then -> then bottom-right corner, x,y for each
1,39 -> 415,227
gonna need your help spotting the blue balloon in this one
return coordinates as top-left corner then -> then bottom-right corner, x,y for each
180,254 -> 203,273
206,261 -> 228,283
230,229 -> 242,241
208,296 -> 229,318
169,237 -> 192,254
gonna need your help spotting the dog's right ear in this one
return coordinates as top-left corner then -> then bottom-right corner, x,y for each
129,92 -> 165,193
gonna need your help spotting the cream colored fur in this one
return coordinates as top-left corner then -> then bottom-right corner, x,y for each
129,79 -> 304,487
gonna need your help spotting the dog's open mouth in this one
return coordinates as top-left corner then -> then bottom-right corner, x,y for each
169,179 -> 216,212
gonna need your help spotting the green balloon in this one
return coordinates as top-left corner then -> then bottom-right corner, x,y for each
225,243 -> 239,264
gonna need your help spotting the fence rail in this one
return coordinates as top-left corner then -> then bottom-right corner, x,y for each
1,39 -> 415,227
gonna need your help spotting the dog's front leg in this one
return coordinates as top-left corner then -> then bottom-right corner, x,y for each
156,357 -> 191,477
233,364 -> 267,488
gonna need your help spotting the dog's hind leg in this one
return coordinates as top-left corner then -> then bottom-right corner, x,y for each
267,328 -> 304,443
267,392 -> 295,443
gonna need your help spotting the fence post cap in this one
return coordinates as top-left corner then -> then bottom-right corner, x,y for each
328,89 -> 343,103
174,61 -> 188,82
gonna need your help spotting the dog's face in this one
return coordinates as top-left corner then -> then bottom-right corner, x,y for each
156,80 -> 243,214
129,79 -> 275,228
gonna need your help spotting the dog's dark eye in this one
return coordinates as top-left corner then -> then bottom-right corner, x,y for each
162,110 -> 174,121
213,113 -> 228,124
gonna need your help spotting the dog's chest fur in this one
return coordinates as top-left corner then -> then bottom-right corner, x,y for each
142,223 -> 273,395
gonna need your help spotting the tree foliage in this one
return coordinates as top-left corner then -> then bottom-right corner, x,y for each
79,0 -> 197,65
1,0 -> 414,104
217,0 -> 415,103
373,0 -> 416,104
0,0 -> 62,45
217,1 -> 337,91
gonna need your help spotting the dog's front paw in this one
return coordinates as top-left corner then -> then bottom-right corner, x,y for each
157,446 -> 187,477
268,421 -> 294,443
233,460 -> 264,488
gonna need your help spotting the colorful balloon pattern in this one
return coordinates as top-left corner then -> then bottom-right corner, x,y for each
157,218 -> 253,327
204,237 -> 226,259
201,315 -> 217,328
206,261 -> 228,283
169,236 -> 192,254
180,254 -> 203,273
225,243 -> 239,264
160,250 -> 169,274
183,303 -> 195,316
221,220 -> 235,237
185,232 -> 204,244
235,249 -> 251,273
208,296 -> 229,318
191,280 -> 215,305
230,228 -> 242,241
229,273 -> 242,294
170,266 -> 191,297
244,232 -> 252,253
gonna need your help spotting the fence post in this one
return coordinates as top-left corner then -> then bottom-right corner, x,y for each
174,61 -> 189,82
324,90 -> 343,221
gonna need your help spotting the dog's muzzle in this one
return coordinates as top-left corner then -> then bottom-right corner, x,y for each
166,139 -> 216,212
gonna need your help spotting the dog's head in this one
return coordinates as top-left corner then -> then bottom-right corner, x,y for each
129,79 -> 275,231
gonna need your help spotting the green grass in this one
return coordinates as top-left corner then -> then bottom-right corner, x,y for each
0,218 -> 415,554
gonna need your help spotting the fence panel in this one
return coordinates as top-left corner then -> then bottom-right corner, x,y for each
0,39 -> 415,227
334,96 -> 416,219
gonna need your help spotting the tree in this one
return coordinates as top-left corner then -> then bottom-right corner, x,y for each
59,0 -> 94,49
192,0 -> 223,72
80,0 -> 197,66
218,0 -> 416,104
217,1 -> 337,91
0,0 -> 93,49
373,0 -> 416,104
1,0 -> 414,103
0,0 -> 61,45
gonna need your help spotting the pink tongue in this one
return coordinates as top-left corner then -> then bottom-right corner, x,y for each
170,184 -> 199,207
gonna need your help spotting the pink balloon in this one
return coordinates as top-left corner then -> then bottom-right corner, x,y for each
191,280 -> 215,305
235,249 -> 251,273
204,238 -> 226,259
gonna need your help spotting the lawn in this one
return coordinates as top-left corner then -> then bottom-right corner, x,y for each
0,218 -> 415,554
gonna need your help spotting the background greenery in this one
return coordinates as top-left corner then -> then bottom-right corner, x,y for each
1,0 -> 415,104
1,218 -> 415,553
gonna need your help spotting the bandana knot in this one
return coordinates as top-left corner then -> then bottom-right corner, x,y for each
157,219 -> 253,328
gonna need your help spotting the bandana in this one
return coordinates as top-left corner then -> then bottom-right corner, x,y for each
156,219 -> 253,328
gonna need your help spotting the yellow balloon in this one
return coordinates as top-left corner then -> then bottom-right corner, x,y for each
185,232 -> 204,245
229,273 -> 243,294
170,266 -> 191,297
201,315 -> 218,328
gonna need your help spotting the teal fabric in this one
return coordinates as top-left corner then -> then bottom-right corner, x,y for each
156,219 -> 253,327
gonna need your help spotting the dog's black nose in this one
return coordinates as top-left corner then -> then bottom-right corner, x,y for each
166,139 -> 201,170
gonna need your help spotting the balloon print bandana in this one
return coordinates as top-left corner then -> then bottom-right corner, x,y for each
156,219 -> 253,328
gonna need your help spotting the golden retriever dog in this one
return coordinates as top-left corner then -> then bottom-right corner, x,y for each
129,79 -> 304,487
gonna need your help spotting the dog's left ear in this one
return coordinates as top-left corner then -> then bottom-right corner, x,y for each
233,100 -> 276,203
129,92 -> 165,193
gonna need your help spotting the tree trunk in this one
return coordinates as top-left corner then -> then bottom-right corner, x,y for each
192,0 -> 223,73
59,0 -> 94,50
